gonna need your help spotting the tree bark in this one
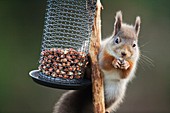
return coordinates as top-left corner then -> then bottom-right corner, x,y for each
89,0 -> 105,113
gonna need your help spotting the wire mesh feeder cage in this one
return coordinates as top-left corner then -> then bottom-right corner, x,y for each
29,0 -> 96,89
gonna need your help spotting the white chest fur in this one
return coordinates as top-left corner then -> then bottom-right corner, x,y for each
104,76 -> 127,102
102,69 -> 129,111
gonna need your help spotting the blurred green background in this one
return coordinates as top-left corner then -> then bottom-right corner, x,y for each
0,0 -> 170,113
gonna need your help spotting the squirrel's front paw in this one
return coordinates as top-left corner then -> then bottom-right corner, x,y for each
120,60 -> 130,70
112,59 -> 121,69
112,58 -> 130,70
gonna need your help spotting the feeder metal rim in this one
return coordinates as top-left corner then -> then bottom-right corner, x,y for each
29,70 -> 91,90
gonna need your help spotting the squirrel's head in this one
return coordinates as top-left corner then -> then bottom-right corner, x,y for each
108,11 -> 141,61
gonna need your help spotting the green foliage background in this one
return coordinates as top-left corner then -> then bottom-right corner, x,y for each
0,0 -> 170,113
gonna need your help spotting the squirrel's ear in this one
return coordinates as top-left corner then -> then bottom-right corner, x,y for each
134,16 -> 141,36
113,11 -> 122,35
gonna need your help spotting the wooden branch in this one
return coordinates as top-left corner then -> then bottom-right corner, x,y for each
89,0 -> 105,113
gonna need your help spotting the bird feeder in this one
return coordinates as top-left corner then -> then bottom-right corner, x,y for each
29,0 -> 97,89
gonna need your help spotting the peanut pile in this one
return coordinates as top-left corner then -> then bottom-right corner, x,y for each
38,48 -> 88,79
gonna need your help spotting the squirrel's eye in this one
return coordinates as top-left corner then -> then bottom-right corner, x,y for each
132,43 -> 136,47
114,37 -> 120,44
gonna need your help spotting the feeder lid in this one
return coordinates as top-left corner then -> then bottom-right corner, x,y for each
29,70 -> 91,90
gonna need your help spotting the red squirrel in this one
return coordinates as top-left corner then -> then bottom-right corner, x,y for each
53,11 -> 141,113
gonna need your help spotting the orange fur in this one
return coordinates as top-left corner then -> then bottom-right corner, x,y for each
99,49 -> 116,71
120,60 -> 133,79
100,49 -> 134,79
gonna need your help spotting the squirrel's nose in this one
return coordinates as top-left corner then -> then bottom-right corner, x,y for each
121,52 -> 126,57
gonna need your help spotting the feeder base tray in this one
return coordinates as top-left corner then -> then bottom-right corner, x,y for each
29,70 -> 91,90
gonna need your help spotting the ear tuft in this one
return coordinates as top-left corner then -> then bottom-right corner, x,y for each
113,11 -> 122,35
134,16 -> 141,36
116,11 -> 122,22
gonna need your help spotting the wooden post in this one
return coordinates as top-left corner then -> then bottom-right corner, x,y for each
89,0 -> 105,113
